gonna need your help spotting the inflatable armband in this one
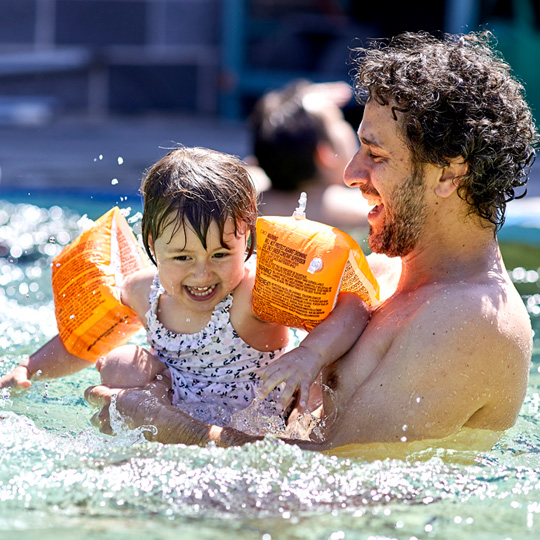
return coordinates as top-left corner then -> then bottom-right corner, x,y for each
253,193 -> 379,331
52,207 -> 150,361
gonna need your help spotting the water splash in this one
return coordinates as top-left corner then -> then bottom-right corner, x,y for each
107,393 -> 157,446
0,200 -> 540,539
229,397 -> 287,436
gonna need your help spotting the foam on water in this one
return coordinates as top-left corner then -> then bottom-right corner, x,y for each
1,200 -> 540,540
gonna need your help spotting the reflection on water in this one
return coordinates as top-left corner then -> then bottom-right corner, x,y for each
1,200 -> 540,540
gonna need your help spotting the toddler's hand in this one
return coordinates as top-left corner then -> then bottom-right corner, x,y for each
0,364 -> 32,392
259,346 -> 323,411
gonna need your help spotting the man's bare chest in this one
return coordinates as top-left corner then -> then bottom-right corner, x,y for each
323,294 -> 422,405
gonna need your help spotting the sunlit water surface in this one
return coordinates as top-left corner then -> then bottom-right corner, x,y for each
1,200 -> 540,540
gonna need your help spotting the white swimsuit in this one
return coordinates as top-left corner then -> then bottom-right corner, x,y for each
145,274 -> 286,426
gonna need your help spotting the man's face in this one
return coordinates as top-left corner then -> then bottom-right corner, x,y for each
344,100 -> 428,258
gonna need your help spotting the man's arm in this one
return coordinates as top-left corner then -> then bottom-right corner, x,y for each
312,289 -> 531,448
85,381 -> 331,450
85,285 -> 530,451
85,381 -> 264,446
84,292 -> 488,450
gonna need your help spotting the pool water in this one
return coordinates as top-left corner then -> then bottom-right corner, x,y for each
1,200 -> 540,540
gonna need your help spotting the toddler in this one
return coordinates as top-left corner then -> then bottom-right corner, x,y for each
1,147 -> 370,429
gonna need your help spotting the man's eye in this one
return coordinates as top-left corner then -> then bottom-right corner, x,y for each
360,143 -> 384,162
369,151 -> 384,162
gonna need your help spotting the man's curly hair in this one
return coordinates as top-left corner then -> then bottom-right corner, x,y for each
351,30 -> 539,230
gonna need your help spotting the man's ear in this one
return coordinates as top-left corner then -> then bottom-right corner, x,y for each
435,157 -> 469,198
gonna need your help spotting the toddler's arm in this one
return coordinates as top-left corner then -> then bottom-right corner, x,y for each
0,268 -> 154,392
0,335 -> 92,391
259,292 -> 370,410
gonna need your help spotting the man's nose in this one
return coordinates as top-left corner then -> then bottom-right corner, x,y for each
344,152 -> 368,188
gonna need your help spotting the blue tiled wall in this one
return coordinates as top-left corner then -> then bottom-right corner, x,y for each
0,0 -> 221,115
55,1 -> 148,46
0,1 -> 36,44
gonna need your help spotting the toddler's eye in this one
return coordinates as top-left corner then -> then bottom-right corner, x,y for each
174,255 -> 190,261
213,252 -> 229,259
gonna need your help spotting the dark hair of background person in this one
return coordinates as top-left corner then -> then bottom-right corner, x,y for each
249,80 -> 331,191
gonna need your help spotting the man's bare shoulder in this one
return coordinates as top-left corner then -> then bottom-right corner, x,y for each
398,277 -> 532,362
389,278 -> 531,416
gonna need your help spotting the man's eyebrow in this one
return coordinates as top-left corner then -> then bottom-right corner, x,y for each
359,134 -> 384,149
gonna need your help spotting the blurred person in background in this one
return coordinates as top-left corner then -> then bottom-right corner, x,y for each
247,79 -> 370,228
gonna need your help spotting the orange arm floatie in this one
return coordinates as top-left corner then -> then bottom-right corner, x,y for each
253,196 -> 379,332
52,207 -> 150,361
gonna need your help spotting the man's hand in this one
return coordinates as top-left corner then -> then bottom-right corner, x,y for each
0,363 -> 32,392
259,345 -> 324,411
84,377 -> 171,436
84,384 -> 122,434
84,378 -> 263,447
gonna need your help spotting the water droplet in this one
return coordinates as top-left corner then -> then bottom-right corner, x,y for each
117,156 -> 124,165
111,178 -> 119,185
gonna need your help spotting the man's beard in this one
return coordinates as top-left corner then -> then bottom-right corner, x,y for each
369,166 -> 427,258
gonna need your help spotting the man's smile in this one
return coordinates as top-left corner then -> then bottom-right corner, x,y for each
360,188 -> 384,223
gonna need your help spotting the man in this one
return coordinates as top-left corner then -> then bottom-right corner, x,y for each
86,30 -> 536,451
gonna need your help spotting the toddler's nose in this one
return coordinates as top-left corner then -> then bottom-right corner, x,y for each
192,261 -> 211,280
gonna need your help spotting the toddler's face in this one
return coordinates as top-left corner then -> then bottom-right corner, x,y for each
151,217 -> 248,314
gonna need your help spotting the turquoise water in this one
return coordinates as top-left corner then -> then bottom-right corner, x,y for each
1,200 -> 540,540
